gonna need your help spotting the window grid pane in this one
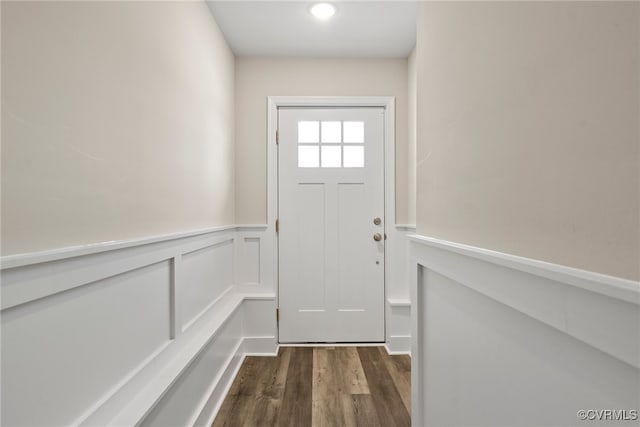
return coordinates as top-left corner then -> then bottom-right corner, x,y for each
297,120 -> 365,168
321,146 -> 341,168
321,121 -> 341,143
298,145 -> 319,167
343,121 -> 364,143
343,145 -> 364,168
298,121 -> 319,143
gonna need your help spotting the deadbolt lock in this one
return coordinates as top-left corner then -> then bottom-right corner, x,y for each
373,217 -> 382,225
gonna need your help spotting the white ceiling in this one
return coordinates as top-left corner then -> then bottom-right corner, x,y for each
206,1 -> 416,58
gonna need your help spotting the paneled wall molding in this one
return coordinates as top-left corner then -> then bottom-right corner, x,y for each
0,225 -> 238,270
385,297 -> 411,355
1,221 -> 413,425
384,224 -> 415,354
410,234 -> 640,426
1,225 -> 275,426
409,235 -> 639,305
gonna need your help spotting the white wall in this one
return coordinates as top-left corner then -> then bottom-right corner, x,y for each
234,57 -> 410,224
416,1 -> 639,280
1,1 -> 235,255
1,226 -> 276,426
410,236 -> 640,426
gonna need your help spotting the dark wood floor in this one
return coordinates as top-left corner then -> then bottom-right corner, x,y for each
213,346 -> 411,427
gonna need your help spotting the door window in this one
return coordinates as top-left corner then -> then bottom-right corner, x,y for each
297,120 -> 365,168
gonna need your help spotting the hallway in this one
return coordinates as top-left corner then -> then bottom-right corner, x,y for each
213,347 -> 410,427
2,1 -> 638,425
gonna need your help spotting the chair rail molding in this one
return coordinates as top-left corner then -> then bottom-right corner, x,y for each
410,234 -> 640,427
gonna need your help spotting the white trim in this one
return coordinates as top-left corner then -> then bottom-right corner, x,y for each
83,292 -> 277,426
193,353 -> 246,427
384,337 -> 411,356
184,337 -> 245,427
0,225 -> 238,270
83,292 -> 243,425
234,224 -> 269,231
0,225 -> 271,270
386,298 -> 411,354
409,234 -> 639,304
267,96 -> 396,108
1,232 -> 237,311
243,336 -> 279,356
395,224 -> 416,231
1,226 -> 270,312
387,298 -> 411,307
410,235 -> 640,426
181,286 -> 234,333
278,343 -> 385,348
1,224 -> 277,427
267,96 -> 397,345
410,236 -> 640,369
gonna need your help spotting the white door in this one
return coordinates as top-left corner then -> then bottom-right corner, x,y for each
278,107 -> 385,343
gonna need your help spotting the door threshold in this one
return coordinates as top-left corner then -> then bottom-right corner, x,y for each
278,342 -> 385,347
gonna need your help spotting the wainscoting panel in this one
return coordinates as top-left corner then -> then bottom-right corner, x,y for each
239,237 -> 261,285
139,308 -> 243,427
384,225 -> 415,355
234,225 -> 271,289
181,239 -> 234,331
385,298 -> 411,355
410,235 -> 640,427
242,297 -> 275,337
242,297 -> 278,355
1,261 -> 172,427
1,226 -> 277,427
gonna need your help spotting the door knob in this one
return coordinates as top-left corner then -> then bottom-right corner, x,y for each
373,233 -> 382,242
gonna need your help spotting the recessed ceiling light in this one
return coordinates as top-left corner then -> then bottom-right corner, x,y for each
310,3 -> 336,20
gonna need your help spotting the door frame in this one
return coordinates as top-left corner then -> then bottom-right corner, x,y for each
266,96 -> 396,343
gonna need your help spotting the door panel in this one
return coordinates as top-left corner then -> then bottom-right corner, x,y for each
337,183 -> 367,310
278,107 -> 384,343
296,183 -> 326,309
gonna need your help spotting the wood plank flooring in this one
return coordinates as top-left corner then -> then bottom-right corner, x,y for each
213,347 -> 410,427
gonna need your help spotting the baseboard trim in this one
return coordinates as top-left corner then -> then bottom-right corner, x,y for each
278,342 -> 385,347
190,338 -> 246,427
385,336 -> 411,355
195,352 -> 246,427
243,336 -> 278,356
193,335 -> 278,426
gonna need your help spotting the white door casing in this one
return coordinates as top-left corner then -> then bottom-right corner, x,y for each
278,107 -> 385,342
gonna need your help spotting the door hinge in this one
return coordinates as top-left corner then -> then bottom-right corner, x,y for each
276,129 -> 279,144
276,308 -> 280,322
276,218 -> 279,233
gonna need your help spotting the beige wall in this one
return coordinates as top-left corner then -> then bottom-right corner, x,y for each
1,1 -> 235,255
416,2 -> 639,280
235,57 -> 409,224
